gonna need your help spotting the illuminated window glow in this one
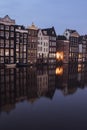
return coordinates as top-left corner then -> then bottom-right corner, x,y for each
56,52 -> 64,61
56,67 -> 63,75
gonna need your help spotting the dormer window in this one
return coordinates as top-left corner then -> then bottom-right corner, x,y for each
18,26 -> 21,30
52,31 -> 54,34
66,33 -> 68,36
43,31 -> 47,35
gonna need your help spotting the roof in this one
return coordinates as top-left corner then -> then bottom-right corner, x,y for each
79,35 -> 87,44
0,15 -> 15,25
42,26 -> 56,36
57,35 -> 67,40
65,29 -> 76,33
28,22 -> 38,30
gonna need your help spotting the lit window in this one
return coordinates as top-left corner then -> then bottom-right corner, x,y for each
56,52 -> 64,61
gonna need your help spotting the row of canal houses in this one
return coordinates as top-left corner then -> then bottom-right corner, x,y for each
0,15 -> 87,67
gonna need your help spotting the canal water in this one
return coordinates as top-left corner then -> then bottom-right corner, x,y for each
0,64 -> 87,130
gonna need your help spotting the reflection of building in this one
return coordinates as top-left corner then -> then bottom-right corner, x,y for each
37,66 -> 48,96
27,67 -> 38,103
15,67 -> 27,101
0,15 -> 16,67
0,68 -> 16,113
27,23 -> 38,65
56,64 -> 78,96
56,35 -> 69,63
47,65 -> 56,99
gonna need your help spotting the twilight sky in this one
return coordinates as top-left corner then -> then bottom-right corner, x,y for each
0,0 -> 87,35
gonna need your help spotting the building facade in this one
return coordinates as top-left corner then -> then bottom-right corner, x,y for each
64,29 -> 80,63
27,23 -> 38,65
78,35 -> 87,63
37,29 -> 49,64
56,35 -> 69,64
42,27 -> 56,64
0,15 -> 16,67
15,25 -> 28,65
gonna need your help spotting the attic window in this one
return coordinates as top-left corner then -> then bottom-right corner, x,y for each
18,26 -> 21,30
66,33 -> 68,36
44,31 -> 47,35
52,31 -> 54,34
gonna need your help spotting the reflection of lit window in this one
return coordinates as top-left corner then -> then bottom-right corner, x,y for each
56,67 -> 63,75
78,64 -> 82,72
78,54 -> 82,59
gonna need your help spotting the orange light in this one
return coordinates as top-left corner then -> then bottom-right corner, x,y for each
56,52 -> 64,61
56,67 -> 63,75
78,64 -> 82,72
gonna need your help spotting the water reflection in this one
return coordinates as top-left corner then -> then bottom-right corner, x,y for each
56,64 -> 87,95
0,64 -> 87,113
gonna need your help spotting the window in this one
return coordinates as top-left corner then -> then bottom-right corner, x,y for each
0,40 -> 4,47
24,46 -> 26,52
1,57 -> 4,63
24,53 -> 26,58
10,57 -> 14,63
16,38 -> 19,43
5,26 -> 9,30
50,42 -> 52,46
16,53 -> 19,58
10,26 -> 14,31
0,49 -> 4,56
10,40 -> 14,47
52,31 -> 54,34
10,32 -> 14,37
43,31 -> 47,35
21,39 -> 24,44
44,48 -> 45,52
24,39 -> 27,44
16,33 -> 20,37
5,32 -> 9,39
5,40 -> 9,47
0,31 -> 4,37
10,49 -> 14,56
0,25 -> 4,30
41,47 -> 42,51
38,37 -> 40,40
24,34 -> 27,38
5,49 -> 9,56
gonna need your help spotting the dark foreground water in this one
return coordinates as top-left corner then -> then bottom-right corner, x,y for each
0,64 -> 87,130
